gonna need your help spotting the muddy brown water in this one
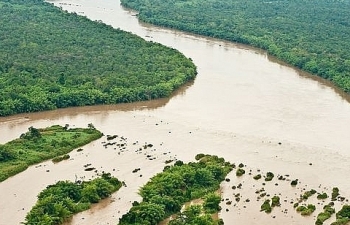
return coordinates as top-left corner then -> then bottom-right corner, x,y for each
1,0 -> 350,224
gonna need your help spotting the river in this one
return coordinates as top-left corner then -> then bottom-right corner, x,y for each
1,0 -> 350,224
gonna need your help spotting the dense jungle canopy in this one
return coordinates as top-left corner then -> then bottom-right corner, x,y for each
0,0 -> 197,116
121,0 -> 350,93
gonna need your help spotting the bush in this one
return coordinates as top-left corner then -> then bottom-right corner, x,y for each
264,172 -> 274,181
236,168 -> 245,176
203,193 -> 221,213
317,193 -> 328,200
296,204 -> 316,216
25,173 -> 122,225
261,199 -> 272,213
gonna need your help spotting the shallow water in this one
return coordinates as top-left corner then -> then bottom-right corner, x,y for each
1,0 -> 350,224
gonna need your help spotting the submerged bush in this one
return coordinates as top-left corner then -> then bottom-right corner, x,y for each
296,204 -> 316,216
236,168 -> 245,177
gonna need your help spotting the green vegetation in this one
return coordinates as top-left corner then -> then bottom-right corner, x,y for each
167,193 -> 223,225
121,0 -> 350,94
291,179 -> 298,186
317,193 -> 328,200
203,193 -> 221,213
271,196 -> 280,207
331,218 -> 350,225
0,0 -> 197,116
260,199 -> 272,213
296,204 -> 316,216
168,204 -> 223,225
332,187 -> 340,201
331,205 -> 350,225
302,189 -> 317,200
264,172 -> 274,182
260,196 -> 280,213
118,154 -> 233,225
236,168 -> 245,176
25,173 -> 122,225
52,154 -> 70,163
253,174 -> 261,180
0,124 -> 102,182
316,204 -> 335,225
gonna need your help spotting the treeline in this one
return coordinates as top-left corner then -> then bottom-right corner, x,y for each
25,173 -> 122,225
0,0 -> 197,116
121,0 -> 350,93
119,154 -> 233,225
0,124 -> 102,182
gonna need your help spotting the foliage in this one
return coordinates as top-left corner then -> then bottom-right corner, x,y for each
332,187 -> 340,201
296,204 -> 316,216
0,0 -> 197,116
25,173 -> 122,225
203,193 -> 221,213
121,0 -> 350,94
316,204 -> 335,225
330,218 -> 350,225
118,155 -> 233,225
260,199 -> 272,213
168,205 -> 220,225
52,154 -> 70,163
335,205 -> 350,223
236,168 -> 245,176
253,174 -> 261,180
317,193 -> 328,200
0,124 -> 102,182
264,172 -> 274,181
271,196 -> 280,207
260,196 -> 280,214
291,179 -> 298,186
302,189 -> 316,200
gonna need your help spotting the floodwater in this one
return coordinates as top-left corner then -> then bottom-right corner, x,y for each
1,0 -> 350,224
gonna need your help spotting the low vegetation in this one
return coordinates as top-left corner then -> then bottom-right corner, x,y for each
331,205 -> 350,225
260,196 -> 280,213
0,124 -> 102,182
264,172 -> 274,182
316,204 -> 335,225
24,173 -> 122,225
118,154 -> 233,225
301,189 -> 316,200
296,204 -> 316,216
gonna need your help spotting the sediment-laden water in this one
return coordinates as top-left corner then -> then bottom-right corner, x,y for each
1,0 -> 350,224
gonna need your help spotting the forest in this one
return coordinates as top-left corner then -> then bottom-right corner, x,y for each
0,124 -> 102,182
120,0 -> 350,94
0,0 -> 197,116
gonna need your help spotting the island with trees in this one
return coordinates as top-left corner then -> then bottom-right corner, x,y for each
0,124 -> 102,182
120,0 -> 350,94
0,0 -> 197,116
119,154 -> 233,225
25,172 -> 122,225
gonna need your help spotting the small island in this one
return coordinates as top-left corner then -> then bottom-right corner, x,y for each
0,124 -> 102,182
25,172 -> 122,225
119,154 -> 234,225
